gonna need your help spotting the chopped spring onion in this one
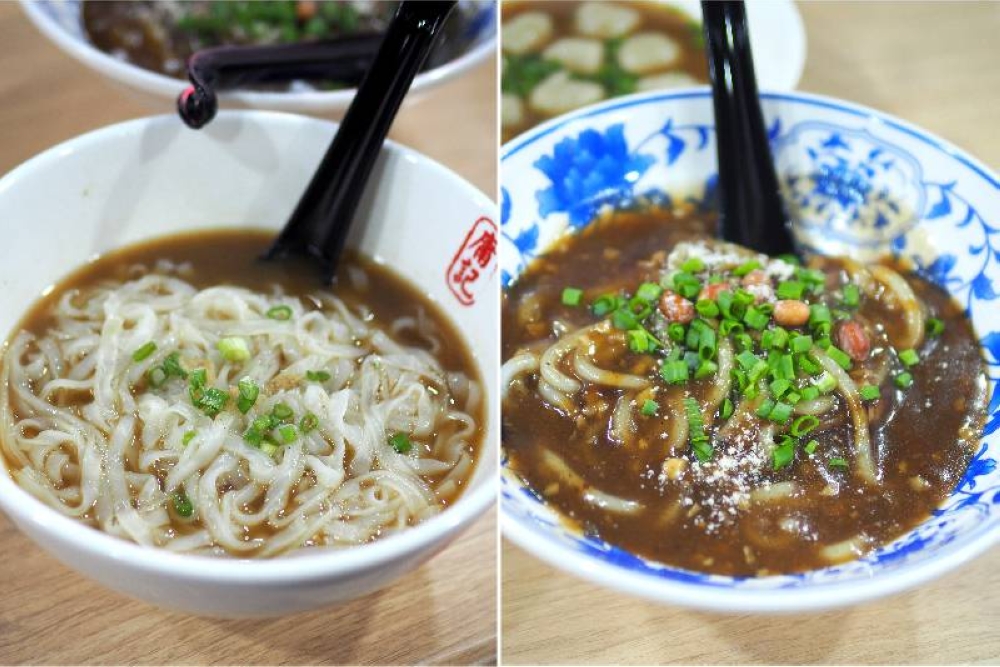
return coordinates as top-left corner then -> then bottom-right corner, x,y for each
243,427 -> 264,447
797,354 -> 821,375
640,399 -> 658,416
734,332 -> 754,353
389,432 -> 412,453
829,457 -> 850,469
217,336 -> 250,362
859,384 -> 880,401
895,372 -> 914,389
683,397 -> 712,461
719,319 -> 744,336
716,290 -> 734,318
306,369 -> 331,382
236,377 -> 259,414
736,350 -> 759,371
826,345 -> 853,371
842,284 -> 860,307
786,391 -> 802,405
804,439 -> 819,455
695,359 -> 718,379
132,341 -> 157,362
260,440 -> 280,456
814,371 -> 838,394
267,305 -> 293,321
744,306 -> 770,330
768,401 -> 794,424
673,272 -> 701,300
926,317 -> 945,337
561,287 -> 583,306
162,352 -> 187,379
695,299 -> 720,318
733,260 -> 760,277
592,294 -> 620,317
146,366 -> 168,388
660,360 -> 689,385
899,349 -> 920,367
776,281 -> 805,300
612,308 -> 639,330
790,334 -> 813,354
197,388 -> 229,417
272,403 -> 294,422
278,424 -> 298,443
800,386 -> 820,401
772,437 -> 795,470
627,295 -> 653,320
680,257 -> 705,273
756,398 -> 776,419
790,414 -> 820,436
668,322 -> 686,342
300,413 -> 319,433
770,378 -> 791,398
769,327 -> 790,350
253,414 -> 279,433
809,304 -> 832,329
628,327 -> 662,354
698,328 -> 717,360
636,282 -> 663,302
182,431 -> 196,446
172,492 -> 194,518
720,397 -> 734,420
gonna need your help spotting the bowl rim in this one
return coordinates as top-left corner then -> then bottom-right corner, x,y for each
19,0 -> 497,111
500,87 -> 1000,613
0,110 -> 497,584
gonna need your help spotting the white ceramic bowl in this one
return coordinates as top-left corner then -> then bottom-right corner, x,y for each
500,89 -> 1000,613
20,0 -> 497,115
0,111 -> 498,617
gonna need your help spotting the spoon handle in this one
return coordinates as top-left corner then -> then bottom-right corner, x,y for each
702,1 -> 794,256
178,36 -> 382,129
265,1 -> 457,282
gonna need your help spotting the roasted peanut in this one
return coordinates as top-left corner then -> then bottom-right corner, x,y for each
836,320 -> 871,360
659,290 -> 695,323
773,299 -> 810,327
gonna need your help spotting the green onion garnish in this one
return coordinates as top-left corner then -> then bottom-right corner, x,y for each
796,353 -> 821,375
146,366 -> 168,388
278,424 -> 298,443
561,287 -> 583,306
720,397 -> 734,420
197,388 -> 229,417
826,345 -> 853,371
695,359 -> 718,379
640,399 -> 658,416
756,398 -> 776,419
592,294 -> 620,317
719,319 -> 744,336
790,415 -> 819,436
306,369 -> 331,382
899,349 -> 920,367
182,431 -> 196,446
683,397 -> 712,461
253,414 -> 278,433
132,341 -> 157,362
786,391 -> 802,404
260,440 -> 280,456
173,492 -> 194,518
842,284 -> 860,307
768,402 -> 793,424
733,260 -> 760,277
217,336 -> 250,362
894,372 -> 914,389
266,305 -> 293,321
667,322 -> 686,342
673,272 -> 702,300
162,352 -> 187,379
680,257 -> 705,273
612,308 -> 639,330
744,306 -> 770,331
769,327 -> 789,350
926,317 -> 945,337
809,304 -> 832,329
236,377 -> 259,414
660,360 -> 689,385
814,371 -> 837,394
829,457 -> 849,469
770,378 -> 791,398
243,427 -> 264,447
804,439 -> 819,454
389,432 -> 412,453
635,282 -> 662,302
800,386 -> 820,401
272,403 -> 294,422
695,299 -> 720,318
790,334 -> 813,354
299,413 -> 319,433
859,385 -> 880,401
776,281 -> 805,300
772,437 -> 795,470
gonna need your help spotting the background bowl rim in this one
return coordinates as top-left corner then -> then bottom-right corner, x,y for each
18,0 -> 497,110
499,88 -> 1000,612
0,110 -> 497,584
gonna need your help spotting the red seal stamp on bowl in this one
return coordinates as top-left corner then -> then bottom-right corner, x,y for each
447,217 -> 497,306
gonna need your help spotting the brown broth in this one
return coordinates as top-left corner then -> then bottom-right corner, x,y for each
4,229 -> 484,548
502,210 -> 988,575
502,1 -> 708,143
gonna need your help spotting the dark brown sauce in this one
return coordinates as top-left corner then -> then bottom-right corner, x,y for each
502,210 -> 987,575
502,0 -> 708,143
4,229 -> 484,547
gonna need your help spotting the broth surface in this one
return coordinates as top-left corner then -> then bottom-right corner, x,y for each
502,210 -> 987,575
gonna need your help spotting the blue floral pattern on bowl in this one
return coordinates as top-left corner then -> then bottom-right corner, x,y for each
500,90 -> 1000,610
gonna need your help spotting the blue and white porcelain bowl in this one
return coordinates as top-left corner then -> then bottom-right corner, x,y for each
500,90 -> 1000,613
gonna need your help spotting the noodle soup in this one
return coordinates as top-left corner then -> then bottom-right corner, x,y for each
1,230 -> 483,558
502,210 -> 987,576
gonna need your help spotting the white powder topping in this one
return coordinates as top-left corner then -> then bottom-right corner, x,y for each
665,241 -> 797,281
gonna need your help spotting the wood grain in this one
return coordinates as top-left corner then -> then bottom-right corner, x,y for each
0,2 -> 498,665
501,2 -> 1000,665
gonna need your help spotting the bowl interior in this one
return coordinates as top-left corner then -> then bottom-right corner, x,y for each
0,111 -> 497,573
500,90 -> 1000,611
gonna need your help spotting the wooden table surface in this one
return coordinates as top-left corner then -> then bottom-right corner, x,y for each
0,3 -> 497,666
502,2 -> 1000,665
